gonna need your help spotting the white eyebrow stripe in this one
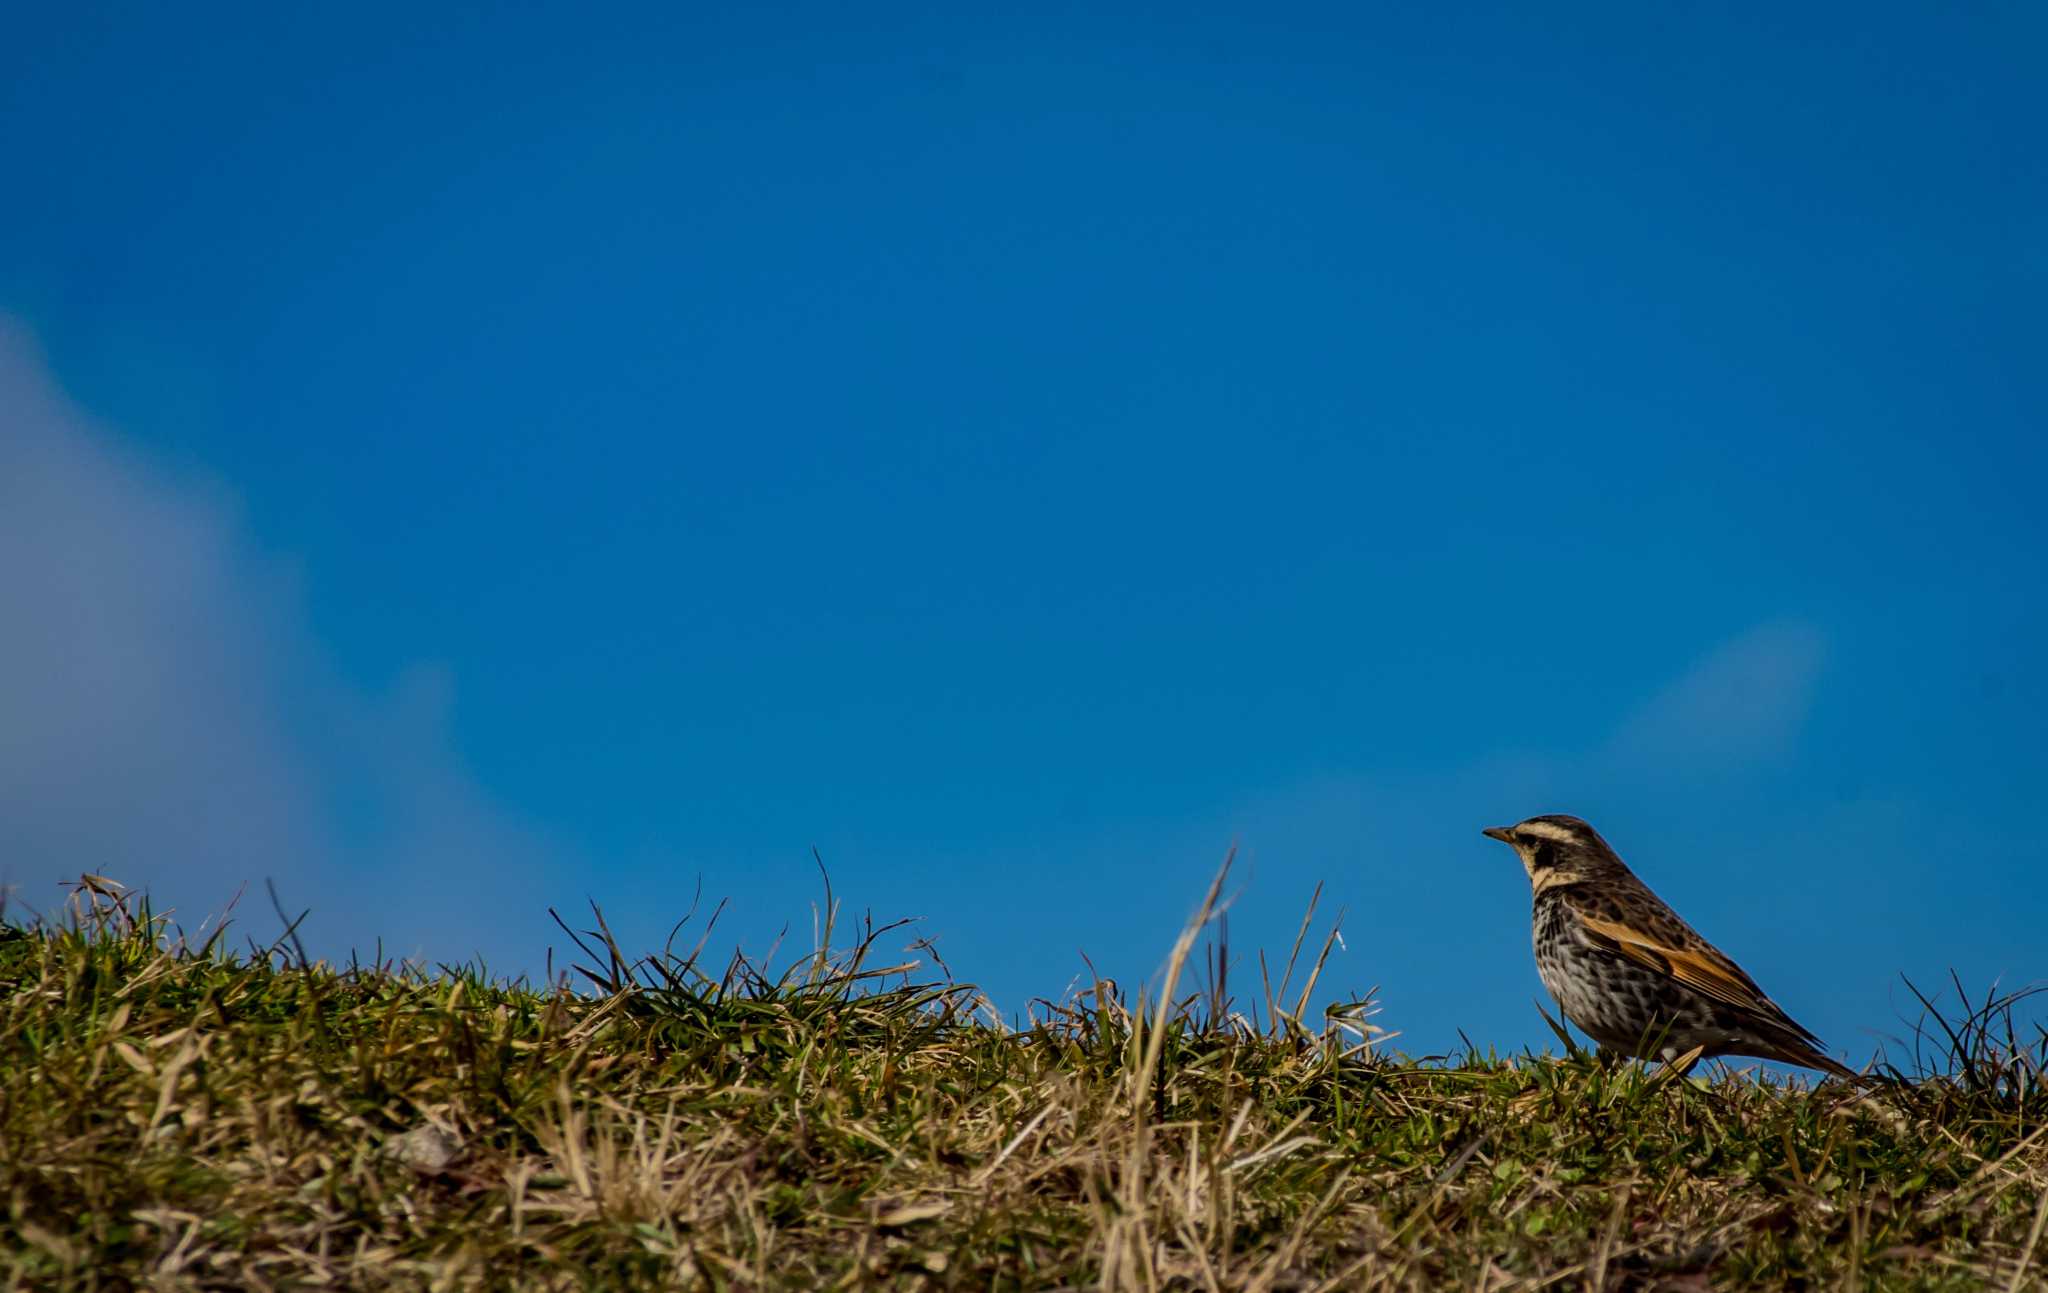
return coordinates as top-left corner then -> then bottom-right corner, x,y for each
1516,820 -> 1584,843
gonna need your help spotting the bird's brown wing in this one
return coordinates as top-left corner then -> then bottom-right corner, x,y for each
1569,892 -> 1824,1045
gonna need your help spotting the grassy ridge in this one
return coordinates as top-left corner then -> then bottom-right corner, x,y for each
2,875 -> 2044,1291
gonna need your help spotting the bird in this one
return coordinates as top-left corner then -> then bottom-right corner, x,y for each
1482,813 -> 1861,1081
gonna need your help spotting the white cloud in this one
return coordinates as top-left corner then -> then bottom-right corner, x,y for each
0,318 -> 567,971
1605,620 -> 1827,772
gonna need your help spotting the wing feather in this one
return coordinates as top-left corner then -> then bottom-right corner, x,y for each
1575,911 -> 1812,1038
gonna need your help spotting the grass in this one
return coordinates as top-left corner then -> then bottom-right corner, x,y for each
2,868 -> 2045,1291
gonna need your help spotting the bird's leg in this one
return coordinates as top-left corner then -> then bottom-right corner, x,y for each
1649,1044 -> 1706,1082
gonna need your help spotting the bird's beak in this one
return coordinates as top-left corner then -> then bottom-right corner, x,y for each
1481,826 -> 1515,844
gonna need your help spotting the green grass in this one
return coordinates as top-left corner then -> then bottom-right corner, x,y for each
2,870 -> 2044,1291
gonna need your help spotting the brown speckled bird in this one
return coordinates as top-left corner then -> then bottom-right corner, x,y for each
1483,814 -> 1859,1080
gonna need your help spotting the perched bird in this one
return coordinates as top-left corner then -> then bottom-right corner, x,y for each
1482,814 -> 1860,1080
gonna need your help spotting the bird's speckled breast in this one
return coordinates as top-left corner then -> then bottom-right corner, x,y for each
1530,890 -> 1721,1055
1530,893 -> 1579,1009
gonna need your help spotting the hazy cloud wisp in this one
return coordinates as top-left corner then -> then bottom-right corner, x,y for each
0,319 -> 565,970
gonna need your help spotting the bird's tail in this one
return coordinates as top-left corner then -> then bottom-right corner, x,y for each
1770,1040 -> 1876,1086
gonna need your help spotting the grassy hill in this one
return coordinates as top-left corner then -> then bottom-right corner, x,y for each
3,873 -> 2044,1291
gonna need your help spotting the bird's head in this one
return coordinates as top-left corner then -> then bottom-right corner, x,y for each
1481,814 -> 1627,890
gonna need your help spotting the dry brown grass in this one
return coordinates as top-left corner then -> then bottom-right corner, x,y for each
3,870 -> 2044,1290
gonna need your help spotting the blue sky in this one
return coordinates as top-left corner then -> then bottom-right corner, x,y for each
3,3 -> 2042,1063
